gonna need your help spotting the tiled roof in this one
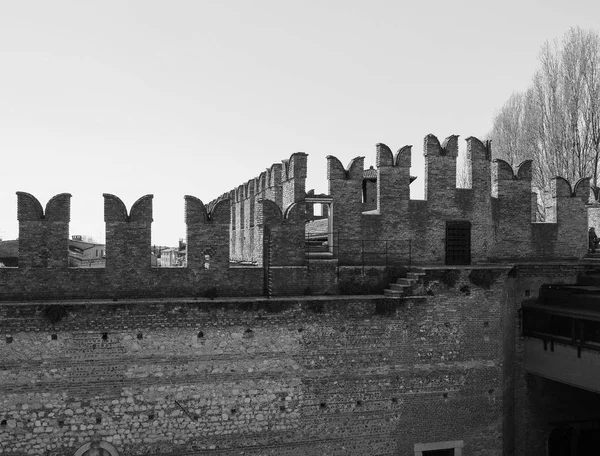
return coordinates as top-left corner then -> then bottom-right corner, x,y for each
363,167 -> 377,179
363,166 -> 418,183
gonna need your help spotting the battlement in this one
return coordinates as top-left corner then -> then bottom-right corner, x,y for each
0,134 -> 591,301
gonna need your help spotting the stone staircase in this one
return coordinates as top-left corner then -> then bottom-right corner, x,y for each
582,252 -> 600,263
306,234 -> 334,260
384,268 -> 426,298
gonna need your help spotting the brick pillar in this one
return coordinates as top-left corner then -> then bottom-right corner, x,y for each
17,192 -> 71,268
104,194 -> 153,273
186,196 -> 231,271
282,153 -> 307,212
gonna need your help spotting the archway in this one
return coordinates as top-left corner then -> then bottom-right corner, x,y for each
74,440 -> 119,456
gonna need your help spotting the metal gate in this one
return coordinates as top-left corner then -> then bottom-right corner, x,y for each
445,221 -> 471,265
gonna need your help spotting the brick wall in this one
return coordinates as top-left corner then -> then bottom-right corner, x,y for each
325,134 -> 589,266
0,268 -> 510,455
17,192 -> 71,269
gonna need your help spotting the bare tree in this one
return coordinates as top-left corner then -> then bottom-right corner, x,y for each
489,27 -> 600,220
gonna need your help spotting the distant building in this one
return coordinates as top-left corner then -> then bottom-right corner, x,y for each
68,236 -> 106,268
156,239 -> 187,267
0,240 -> 18,267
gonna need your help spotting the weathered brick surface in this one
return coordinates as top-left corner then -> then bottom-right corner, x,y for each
220,154 -> 306,265
0,269 -> 510,455
324,134 -> 588,266
17,192 -> 71,269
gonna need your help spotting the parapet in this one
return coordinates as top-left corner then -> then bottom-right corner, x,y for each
423,134 -> 458,158
552,177 -> 590,201
17,192 -> 72,221
16,192 -> 72,268
376,143 -> 412,168
103,194 -> 153,223
466,136 -> 491,162
326,156 -> 365,180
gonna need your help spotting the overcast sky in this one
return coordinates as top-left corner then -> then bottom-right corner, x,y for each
1,0 -> 599,245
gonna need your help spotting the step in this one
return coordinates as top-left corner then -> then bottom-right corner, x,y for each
306,237 -> 328,243
395,278 -> 414,286
407,272 -> 426,280
384,289 -> 404,297
306,239 -> 328,245
389,283 -> 410,291
306,252 -> 334,259
307,246 -> 329,252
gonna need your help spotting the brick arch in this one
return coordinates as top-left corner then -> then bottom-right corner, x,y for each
74,441 -> 119,456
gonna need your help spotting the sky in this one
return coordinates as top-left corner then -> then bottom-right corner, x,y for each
1,0 -> 600,245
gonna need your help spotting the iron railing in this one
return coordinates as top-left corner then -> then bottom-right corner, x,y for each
305,232 -> 412,272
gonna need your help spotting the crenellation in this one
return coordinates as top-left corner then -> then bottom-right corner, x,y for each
375,143 -> 393,167
17,192 -> 72,269
467,136 -> 492,192
2,134 -> 599,456
424,134 -> 458,201
0,133 -> 593,299
490,159 -> 533,260
104,194 -> 153,273
394,144 -> 412,168
441,134 -> 459,157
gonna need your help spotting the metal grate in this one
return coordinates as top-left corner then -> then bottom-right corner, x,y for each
445,221 -> 471,265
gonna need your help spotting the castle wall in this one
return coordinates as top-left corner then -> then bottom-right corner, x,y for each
0,193 -> 267,300
490,160 -> 534,260
215,154 -> 307,265
0,268 -> 510,456
326,134 -> 588,266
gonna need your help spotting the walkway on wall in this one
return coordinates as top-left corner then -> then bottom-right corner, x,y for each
523,280 -> 600,394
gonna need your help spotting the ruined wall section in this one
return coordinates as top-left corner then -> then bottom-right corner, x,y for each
214,154 -> 307,265
17,192 -> 71,269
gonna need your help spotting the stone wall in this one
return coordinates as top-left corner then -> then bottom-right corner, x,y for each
224,153 -> 307,265
1,268 -> 512,456
326,134 -> 590,265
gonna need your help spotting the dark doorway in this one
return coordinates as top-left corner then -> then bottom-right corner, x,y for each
577,428 -> 600,455
548,427 -> 575,456
423,449 -> 454,456
548,426 -> 600,455
445,221 -> 471,265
